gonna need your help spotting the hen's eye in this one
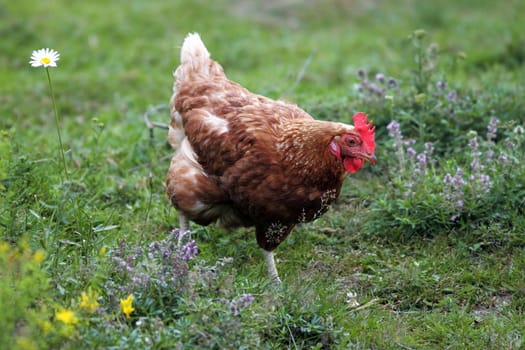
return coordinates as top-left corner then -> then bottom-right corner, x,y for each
348,139 -> 357,146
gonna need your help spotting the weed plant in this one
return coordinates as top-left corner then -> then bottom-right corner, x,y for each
365,116 -> 524,240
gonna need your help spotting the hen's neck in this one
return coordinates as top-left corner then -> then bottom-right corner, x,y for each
277,119 -> 350,189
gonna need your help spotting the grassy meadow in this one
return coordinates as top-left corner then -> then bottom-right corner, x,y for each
1,0 -> 525,348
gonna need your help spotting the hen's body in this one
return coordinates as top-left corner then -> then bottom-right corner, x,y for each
166,33 -> 375,281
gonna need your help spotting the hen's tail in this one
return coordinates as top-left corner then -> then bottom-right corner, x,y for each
174,33 -> 223,87
180,33 -> 210,71
169,33 -> 223,149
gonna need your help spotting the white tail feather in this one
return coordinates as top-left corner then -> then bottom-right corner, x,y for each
173,33 -> 213,99
180,33 -> 209,66
177,32 -> 211,79
170,33 -> 216,149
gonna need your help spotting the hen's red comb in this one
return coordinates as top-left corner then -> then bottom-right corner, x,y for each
352,112 -> 375,152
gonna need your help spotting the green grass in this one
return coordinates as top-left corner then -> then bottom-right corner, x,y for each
1,0 -> 525,349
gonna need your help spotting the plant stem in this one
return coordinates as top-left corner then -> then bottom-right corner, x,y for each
46,67 -> 69,182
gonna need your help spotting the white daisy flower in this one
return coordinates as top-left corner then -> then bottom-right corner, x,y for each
29,48 -> 60,68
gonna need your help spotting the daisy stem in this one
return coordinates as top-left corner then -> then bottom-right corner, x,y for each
45,67 -> 69,182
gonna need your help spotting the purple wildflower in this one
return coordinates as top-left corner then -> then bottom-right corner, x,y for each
424,142 -> 434,157
364,80 -> 386,98
498,154 -> 508,163
181,240 -> 198,261
113,256 -> 134,273
388,77 -> 398,88
368,83 -> 379,94
406,147 -> 417,158
467,135 -> 493,194
387,120 -> 405,158
469,137 -> 482,158
443,168 -> 466,204
231,293 -> 255,316
446,90 -> 457,101
436,81 -> 447,90
231,304 -> 240,316
375,73 -> 385,84
443,167 -> 466,221
131,272 -> 151,288
387,121 -> 401,139
414,153 -> 428,174
470,159 -> 482,171
487,117 -> 498,141
417,153 -> 427,167
149,241 -> 160,250
404,181 -> 415,197
478,174 -> 491,193
357,68 -> 367,80
486,149 -> 495,162
238,293 -> 255,307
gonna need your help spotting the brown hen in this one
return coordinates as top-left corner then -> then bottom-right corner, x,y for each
166,33 -> 376,281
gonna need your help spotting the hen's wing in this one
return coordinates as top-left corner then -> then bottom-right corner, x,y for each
174,38 -> 312,178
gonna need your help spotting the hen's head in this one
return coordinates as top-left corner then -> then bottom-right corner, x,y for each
329,112 -> 376,174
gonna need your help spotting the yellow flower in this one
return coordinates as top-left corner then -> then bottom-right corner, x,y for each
55,309 -> 78,325
79,289 -> 100,313
120,294 -> 135,319
33,249 -> 45,264
19,238 -> 29,250
99,246 -> 107,256
0,241 -> 9,254
39,320 -> 53,334
29,48 -> 60,68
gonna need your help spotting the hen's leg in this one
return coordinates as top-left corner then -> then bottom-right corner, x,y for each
262,249 -> 281,282
179,213 -> 189,232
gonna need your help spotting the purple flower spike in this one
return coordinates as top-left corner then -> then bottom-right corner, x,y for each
446,91 -> 457,101
487,117 -> 498,141
436,81 -> 447,90
181,240 -> 198,261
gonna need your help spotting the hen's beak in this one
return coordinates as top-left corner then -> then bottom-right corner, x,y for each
366,153 -> 377,165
